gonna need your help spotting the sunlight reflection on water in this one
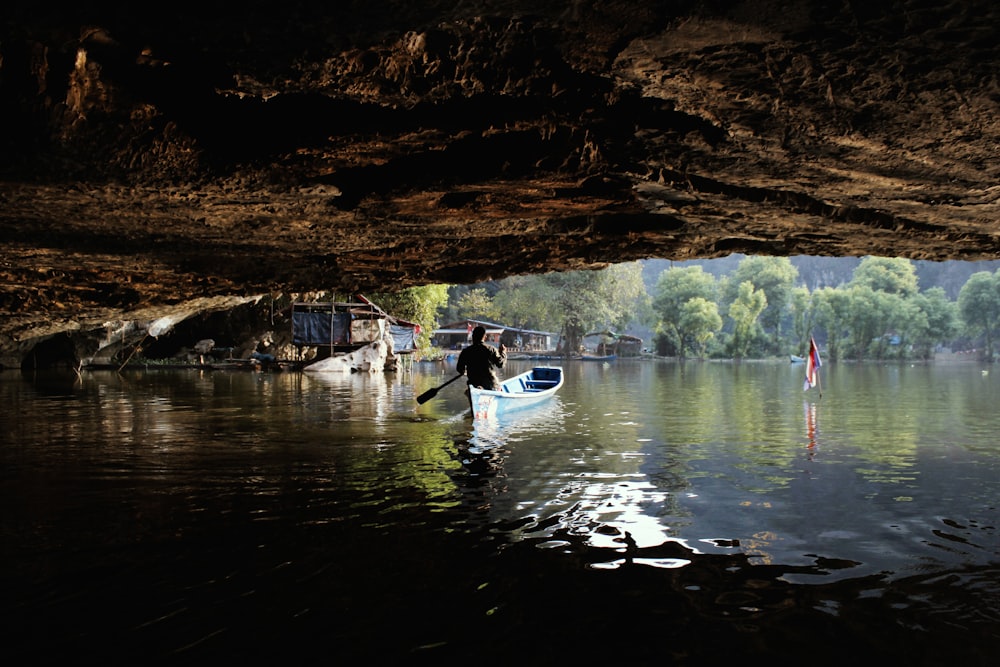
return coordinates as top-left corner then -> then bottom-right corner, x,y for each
446,360 -> 1000,584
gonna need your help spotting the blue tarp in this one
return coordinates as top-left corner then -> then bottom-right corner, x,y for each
292,311 -> 351,345
390,323 -> 417,352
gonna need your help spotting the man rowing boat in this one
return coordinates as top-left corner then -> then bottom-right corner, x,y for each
456,325 -> 506,390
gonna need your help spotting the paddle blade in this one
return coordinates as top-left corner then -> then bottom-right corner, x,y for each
417,373 -> 464,404
415,387 -> 438,404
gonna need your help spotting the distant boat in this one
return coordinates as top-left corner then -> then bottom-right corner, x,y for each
469,366 -> 563,420
790,355 -> 805,363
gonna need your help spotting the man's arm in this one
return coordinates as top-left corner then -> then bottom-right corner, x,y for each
494,343 -> 507,367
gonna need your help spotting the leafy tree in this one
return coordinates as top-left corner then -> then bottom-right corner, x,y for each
843,286 -> 905,360
547,271 -> 601,354
493,263 -> 646,356
890,296 -> 927,360
456,287 -> 501,321
368,284 -> 450,353
844,286 -> 880,360
678,297 -> 722,358
651,265 -> 717,355
439,255 -> 998,363
602,262 -> 652,331
958,270 -> 1000,361
872,291 -> 908,360
908,287 -> 957,359
492,275 -> 556,330
813,286 -> 852,361
722,256 -> 798,352
788,286 -> 816,355
727,281 -> 767,359
441,283 -> 501,323
850,257 -> 919,297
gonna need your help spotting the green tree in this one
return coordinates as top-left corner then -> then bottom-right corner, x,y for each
890,296 -> 927,360
493,275 -> 556,330
788,286 -> 816,356
908,287 -> 957,359
652,265 -> 717,355
602,262 -> 652,331
872,291 -> 908,360
850,257 -> 919,297
678,297 -> 722,358
844,286 -> 903,360
813,286 -> 852,361
722,256 -> 798,352
958,270 -> 1000,361
368,284 -> 450,354
727,281 -> 767,359
456,287 -> 501,321
493,263 -> 647,356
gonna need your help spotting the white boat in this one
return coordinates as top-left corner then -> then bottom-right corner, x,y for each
469,366 -> 563,420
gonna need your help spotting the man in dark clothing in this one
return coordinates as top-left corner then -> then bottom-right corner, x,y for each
456,325 -> 507,390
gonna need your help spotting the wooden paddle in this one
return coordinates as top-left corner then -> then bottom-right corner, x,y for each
416,373 -> 465,404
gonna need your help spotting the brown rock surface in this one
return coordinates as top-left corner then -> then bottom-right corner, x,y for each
2,1 -> 999,364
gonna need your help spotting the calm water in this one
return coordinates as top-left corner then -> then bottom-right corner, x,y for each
2,360 -> 998,664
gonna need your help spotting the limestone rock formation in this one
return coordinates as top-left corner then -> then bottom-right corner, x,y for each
303,338 -> 392,374
2,1 -> 998,366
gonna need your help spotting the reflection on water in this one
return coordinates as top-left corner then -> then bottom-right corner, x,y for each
2,361 -> 999,663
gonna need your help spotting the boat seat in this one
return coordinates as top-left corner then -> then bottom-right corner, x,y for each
525,380 -> 558,390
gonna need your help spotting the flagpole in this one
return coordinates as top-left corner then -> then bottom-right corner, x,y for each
816,338 -> 823,398
806,335 -> 823,399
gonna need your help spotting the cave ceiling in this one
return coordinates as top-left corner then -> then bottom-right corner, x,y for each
1,0 -> 999,355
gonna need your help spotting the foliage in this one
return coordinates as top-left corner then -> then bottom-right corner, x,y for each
907,287 -> 956,359
849,257 -> 919,297
727,281 -> 767,359
788,286 -> 816,356
368,284 -> 450,354
813,286 -> 852,361
456,288 -> 501,321
720,256 -> 798,352
651,265 -> 717,355
439,255 -> 1000,363
440,283 -> 498,324
492,275 -> 556,330
493,263 -> 646,356
678,297 -> 722,358
958,270 -> 1000,360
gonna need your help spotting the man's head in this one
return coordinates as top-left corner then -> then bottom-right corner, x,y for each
472,325 -> 486,343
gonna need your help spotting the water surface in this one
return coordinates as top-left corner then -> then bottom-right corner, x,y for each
2,360 -> 998,664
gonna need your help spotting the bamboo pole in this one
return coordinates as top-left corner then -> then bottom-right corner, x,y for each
118,333 -> 148,373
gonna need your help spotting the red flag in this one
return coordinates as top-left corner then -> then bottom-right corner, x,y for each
804,337 -> 822,391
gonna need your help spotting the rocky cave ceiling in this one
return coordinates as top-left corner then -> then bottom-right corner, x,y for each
1,0 -> 999,357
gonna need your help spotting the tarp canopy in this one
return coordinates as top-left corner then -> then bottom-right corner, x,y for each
292,295 -> 420,349
390,323 -> 417,353
292,311 -> 351,346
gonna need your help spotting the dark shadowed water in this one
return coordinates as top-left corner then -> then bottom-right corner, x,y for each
2,360 -> 998,665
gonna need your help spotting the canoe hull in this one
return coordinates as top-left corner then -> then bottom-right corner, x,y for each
469,366 -> 563,420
